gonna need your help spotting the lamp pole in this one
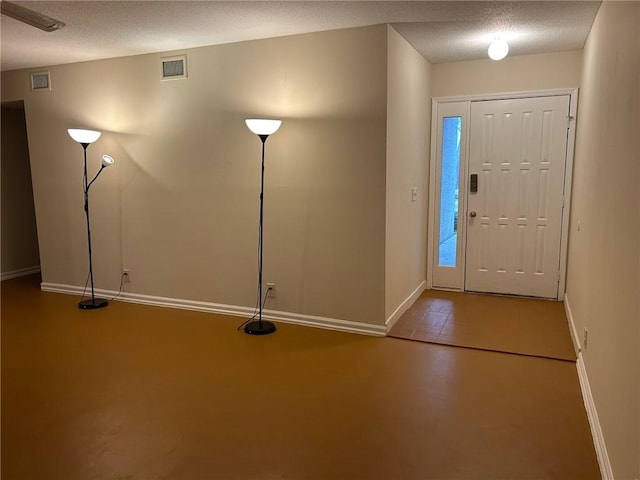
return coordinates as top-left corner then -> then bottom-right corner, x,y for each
81,142 -> 99,307
257,134 -> 267,327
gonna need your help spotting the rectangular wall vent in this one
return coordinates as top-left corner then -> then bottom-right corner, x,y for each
30,71 -> 51,91
161,55 -> 187,80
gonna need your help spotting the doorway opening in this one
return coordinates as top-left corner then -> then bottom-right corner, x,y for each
1,101 -> 41,281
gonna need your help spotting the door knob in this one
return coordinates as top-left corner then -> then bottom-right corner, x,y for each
469,210 -> 477,218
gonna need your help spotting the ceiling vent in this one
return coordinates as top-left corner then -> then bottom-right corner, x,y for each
30,71 -> 51,91
161,55 -> 187,81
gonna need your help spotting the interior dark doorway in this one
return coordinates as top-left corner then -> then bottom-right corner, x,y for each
1,100 -> 41,281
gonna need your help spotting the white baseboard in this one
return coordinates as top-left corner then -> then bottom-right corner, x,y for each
1,265 -> 40,281
567,294 -> 613,479
563,293 -> 582,355
40,282 -> 387,337
576,353 -> 613,480
385,280 -> 427,332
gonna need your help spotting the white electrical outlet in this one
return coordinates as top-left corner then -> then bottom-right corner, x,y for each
122,269 -> 131,282
266,283 -> 276,298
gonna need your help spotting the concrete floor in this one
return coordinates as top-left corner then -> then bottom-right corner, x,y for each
1,275 -> 600,479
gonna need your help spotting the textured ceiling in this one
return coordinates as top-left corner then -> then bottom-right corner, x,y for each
1,1 -> 601,72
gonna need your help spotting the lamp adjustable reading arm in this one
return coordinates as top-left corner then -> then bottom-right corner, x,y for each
86,155 -> 115,192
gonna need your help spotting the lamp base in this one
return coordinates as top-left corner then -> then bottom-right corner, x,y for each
78,298 -> 109,310
244,320 -> 276,335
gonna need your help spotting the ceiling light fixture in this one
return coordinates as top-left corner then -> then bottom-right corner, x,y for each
488,38 -> 509,61
1,1 -> 65,32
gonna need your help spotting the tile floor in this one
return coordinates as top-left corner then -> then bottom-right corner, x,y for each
389,289 -> 577,361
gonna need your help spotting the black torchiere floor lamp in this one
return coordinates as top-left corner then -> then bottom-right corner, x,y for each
68,128 -> 115,310
243,118 -> 282,335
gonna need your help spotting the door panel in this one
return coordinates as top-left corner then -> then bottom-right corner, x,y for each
465,96 -> 570,298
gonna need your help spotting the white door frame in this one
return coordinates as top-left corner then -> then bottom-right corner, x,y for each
427,88 -> 578,301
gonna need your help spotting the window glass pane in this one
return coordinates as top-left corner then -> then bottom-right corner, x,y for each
438,116 -> 462,267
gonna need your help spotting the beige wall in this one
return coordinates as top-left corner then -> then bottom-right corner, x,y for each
566,1 -> 640,478
385,26 -> 431,321
1,25 -> 388,326
432,50 -> 582,98
1,103 -> 40,275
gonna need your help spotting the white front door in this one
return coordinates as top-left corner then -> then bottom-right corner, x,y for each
464,95 -> 570,298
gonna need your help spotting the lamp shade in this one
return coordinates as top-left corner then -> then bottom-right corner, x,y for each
488,39 -> 509,61
68,128 -> 101,144
102,154 -> 115,167
245,119 -> 282,136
